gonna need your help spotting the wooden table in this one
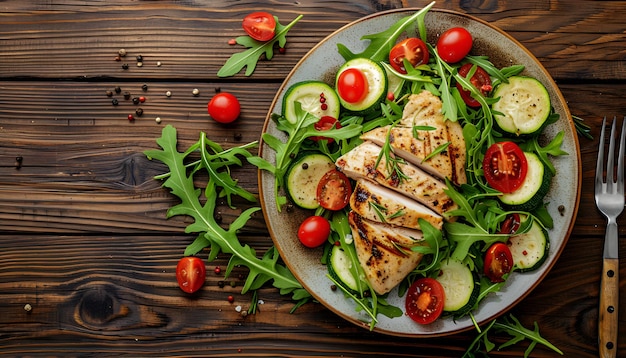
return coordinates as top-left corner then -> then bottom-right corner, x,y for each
1,1 -> 624,356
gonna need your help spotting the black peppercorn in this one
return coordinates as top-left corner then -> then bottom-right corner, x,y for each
122,63 -> 129,70
123,91 -> 131,100
135,108 -> 143,116
132,97 -> 140,105
136,55 -> 143,62
112,98 -> 119,106
15,156 -> 23,169
141,84 -> 148,91
114,86 -> 122,94
234,133 -> 242,141
105,90 -> 113,97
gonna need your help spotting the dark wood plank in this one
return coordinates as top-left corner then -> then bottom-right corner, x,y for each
2,82 -> 625,235
0,233 -> 619,357
1,0 -> 626,81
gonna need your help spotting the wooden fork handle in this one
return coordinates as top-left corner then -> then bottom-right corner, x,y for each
599,258 -> 619,358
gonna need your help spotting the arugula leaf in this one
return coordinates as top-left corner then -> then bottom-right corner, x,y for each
217,15 -> 303,77
519,130 -> 568,175
145,125 -> 311,304
337,1 -> 435,62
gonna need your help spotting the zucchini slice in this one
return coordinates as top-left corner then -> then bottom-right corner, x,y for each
282,81 -> 341,124
492,76 -> 551,136
499,152 -> 552,211
327,244 -> 359,294
285,152 -> 335,209
436,259 -> 479,314
509,219 -> 549,272
335,58 -> 388,115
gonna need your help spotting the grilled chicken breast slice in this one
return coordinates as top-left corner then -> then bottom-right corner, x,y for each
336,141 -> 457,215
348,211 -> 426,295
350,179 -> 443,230
360,91 -> 467,186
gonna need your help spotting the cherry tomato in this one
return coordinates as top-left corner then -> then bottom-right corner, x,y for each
389,37 -> 430,74
436,27 -> 473,63
336,68 -> 369,104
316,169 -> 352,211
176,256 -> 206,294
456,63 -> 492,108
482,141 -> 528,193
242,12 -> 276,42
297,215 -> 331,248
484,242 -> 514,283
208,92 -> 241,123
405,277 -> 445,324
498,213 -> 522,235
310,116 -> 342,143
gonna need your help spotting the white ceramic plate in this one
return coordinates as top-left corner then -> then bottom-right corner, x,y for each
258,8 -> 581,337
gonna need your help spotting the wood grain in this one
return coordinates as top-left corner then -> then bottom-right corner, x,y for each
1,0 -> 626,356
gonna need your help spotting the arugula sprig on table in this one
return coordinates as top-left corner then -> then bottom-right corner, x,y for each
145,125 -> 311,307
217,14 -> 303,77
463,314 -> 563,357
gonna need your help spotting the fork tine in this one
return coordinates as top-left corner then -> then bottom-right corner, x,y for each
606,117 -> 617,190
596,116 -> 607,187
618,116 -> 626,194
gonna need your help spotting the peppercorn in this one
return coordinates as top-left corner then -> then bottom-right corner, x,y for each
112,98 -> 119,106
192,88 -> 200,96
122,63 -> 129,70
105,90 -> 113,97
234,132 -> 242,141
118,49 -> 127,57
15,156 -> 23,170
114,55 -> 121,62
114,86 -> 122,94
155,117 -> 162,124
139,96 -> 146,103
217,280 -> 225,288
127,114 -> 135,121
136,55 -> 143,62
136,62 -> 143,68
135,108 -> 143,116
227,295 -> 234,303
132,97 -> 139,105
165,91 -> 172,97
214,266 -> 221,275
123,91 -> 131,100
141,84 -> 148,91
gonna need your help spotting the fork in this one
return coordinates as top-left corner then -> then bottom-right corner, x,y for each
595,116 -> 625,358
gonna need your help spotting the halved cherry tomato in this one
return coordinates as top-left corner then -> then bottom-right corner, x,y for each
208,92 -> 241,123
297,215 -> 331,248
405,277 -> 445,324
482,141 -> 528,193
316,169 -> 352,211
242,12 -> 276,42
176,256 -> 206,294
336,68 -> 369,104
310,116 -> 342,143
389,37 -> 429,74
436,27 -> 473,63
498,213 -> 522,235
456,63 -> 492,108
484,242 -> 514,283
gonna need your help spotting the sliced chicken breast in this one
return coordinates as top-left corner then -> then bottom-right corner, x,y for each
350,179 -> 443,230
360,91 -> 467,186
348,211 -> 426,295
336,141 -> 457,215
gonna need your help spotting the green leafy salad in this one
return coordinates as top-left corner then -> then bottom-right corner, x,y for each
251,2 -> 569,338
